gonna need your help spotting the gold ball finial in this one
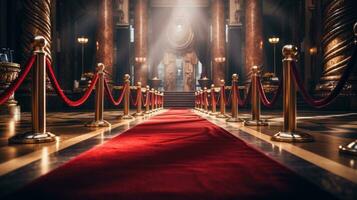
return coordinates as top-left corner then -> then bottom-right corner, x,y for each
146,85 -> 150,89
124,74 -> 130,80
211,84 -> 215,88
232,73 -> 238,81
33,36 -> 47,52
96,63 -> 105,72
137,82 -> 142,86
204,87 -> 207,90
252,65 -> 259,73
282,45 -> 298,60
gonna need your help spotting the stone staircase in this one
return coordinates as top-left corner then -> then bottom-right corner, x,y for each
163,91 -> 195,108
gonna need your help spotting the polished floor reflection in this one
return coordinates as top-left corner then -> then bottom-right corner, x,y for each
0,108 -> 356,199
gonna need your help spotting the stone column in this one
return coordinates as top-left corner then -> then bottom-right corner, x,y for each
211,0 -> 226,85
244,0 -> 263,79
134,0 -> 148,86
96,0 -> 114,80
316,0 -> 357,95
20,0 -> 52,64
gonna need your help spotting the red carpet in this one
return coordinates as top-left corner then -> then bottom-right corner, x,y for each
10,109 -> 335,200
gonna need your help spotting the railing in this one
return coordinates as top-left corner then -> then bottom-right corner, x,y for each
0,36 -> 164,144
195,23 -> 357,155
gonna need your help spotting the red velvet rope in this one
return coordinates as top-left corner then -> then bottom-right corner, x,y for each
256,77 -> 282,108
237,84 -> 251,107
104,80 -> 127,106
0,55 -> 36,105
46,59 -> 98,107
131,88 -> 141,106
291,47 -> 356,108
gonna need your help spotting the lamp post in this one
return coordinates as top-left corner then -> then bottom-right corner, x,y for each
77,37 -> 89,77
268,37 -> 280,76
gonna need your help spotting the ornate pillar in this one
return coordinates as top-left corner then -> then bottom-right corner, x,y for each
316,0 -> 357,95
96,0 -> 114,80
134,0 -> 148,86
211,0 -> 226,85
244,0 -> 263,79
20,0 -> 52,64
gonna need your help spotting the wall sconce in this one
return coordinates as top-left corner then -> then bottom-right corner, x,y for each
214,57 -> 226,63
309,47 -> 318,55
135,57 -> 146,63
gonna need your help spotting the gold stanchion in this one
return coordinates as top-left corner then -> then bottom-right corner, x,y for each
203,87 -> 209,113
150,88 -> 155,112
85,63 -> 111,127
161,92 -> 164,109
216,79 -> 228,118
121,74 -> 134,119
245,66 -> 268,126
272,45 -> 313,142
339,23 -> 357,155
144,85 -> 151,114
209,84 -> 219,115
194,92 -> 198,110
9,36 -> 56,144
134,82 -> 144,116
227,74 -> 244,122
199,90 -> 204,112
154,90 -> 158,111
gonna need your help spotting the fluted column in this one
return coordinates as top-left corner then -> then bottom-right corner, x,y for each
317,0 -> 357,94
20,0 -> 52,64
134,0 -> 148,86
245,0 -> 263,78
211,0 -> 226,86
96,0 -> 114,80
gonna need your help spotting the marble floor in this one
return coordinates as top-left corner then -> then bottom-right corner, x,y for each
0,108 -> 356,199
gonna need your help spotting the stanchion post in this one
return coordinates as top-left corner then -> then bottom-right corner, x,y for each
122,74 -> 134,119
161,92 -> 164,109
85,63 -> 111,127
245,66 -> 268,126
134,82 -> 144,116
150,88 -> 155,112
203,87 -> 209,113
9,36 -> 56,143
145,85 -> 151,114
209,84 -> 218,115
194,92 -> 198,110
154,90 -> 158,111
216,79 -> 228,118
339,23 -> 357,155
272,45 -> 313,142
227,74 -> 244,122
199,90 -> 204,112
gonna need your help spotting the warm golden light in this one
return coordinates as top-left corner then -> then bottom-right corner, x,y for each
77,37 -> 89,44
268,37 -> 280,44
135,57 -> 147,63
309,47 -> 318,55
214,57 -> 226,63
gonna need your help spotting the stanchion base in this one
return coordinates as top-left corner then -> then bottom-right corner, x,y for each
121,115 -> 134,120
272,132 -> 314,143
85,120 -> 111,127
216,113 -> 228,118
144,111 -> 152,115
226,117 -> 244,122
339,140 -> 357,156
244,119 -> 268,126
9,131 -> 56,144
209,112 -> 219,116
134,112 -> 145,117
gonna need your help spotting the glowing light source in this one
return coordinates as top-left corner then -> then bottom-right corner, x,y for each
77,37 -> 89,44
309,47 -> 318,55
268,37 -> 280,44
135,57 -> 147,63
214,57 -> 226,63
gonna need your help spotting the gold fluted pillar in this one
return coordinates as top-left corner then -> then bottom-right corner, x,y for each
316,0 -> 357,94
244,0 -> 263,79
20,0 -> 52,64
211,0 -> 226,86
134,0 -> 148,86
96,0 -> 114,80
